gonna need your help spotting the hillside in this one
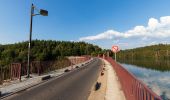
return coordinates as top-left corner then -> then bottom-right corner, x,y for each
117,44 -> 170,71
117,44 -> 170,61
0,40 -> 102,67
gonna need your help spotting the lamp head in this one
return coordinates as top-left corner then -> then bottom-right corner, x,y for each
40,9 -> 48,16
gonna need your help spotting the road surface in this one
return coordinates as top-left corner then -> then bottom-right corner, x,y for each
3,58 -> 102,100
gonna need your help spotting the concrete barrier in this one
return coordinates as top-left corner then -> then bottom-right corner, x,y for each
41,75 -> 51,81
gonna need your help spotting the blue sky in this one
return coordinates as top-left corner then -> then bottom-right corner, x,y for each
0,0 -> 170,49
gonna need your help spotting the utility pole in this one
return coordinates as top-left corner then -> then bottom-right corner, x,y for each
27,4 -> 34,78
27,3 -> 48,78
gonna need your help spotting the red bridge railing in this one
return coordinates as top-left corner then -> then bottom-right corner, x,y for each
105,57 -> 162,100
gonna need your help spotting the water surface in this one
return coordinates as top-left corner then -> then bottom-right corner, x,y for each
120,63 -> 170,100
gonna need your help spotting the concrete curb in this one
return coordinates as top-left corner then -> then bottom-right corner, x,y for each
1,80 -> 41,99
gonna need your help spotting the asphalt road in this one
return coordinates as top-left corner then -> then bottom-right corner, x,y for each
4,58 -> 102,100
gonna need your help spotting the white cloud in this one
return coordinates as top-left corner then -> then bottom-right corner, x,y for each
79,16 -> 170,41
148,18 -> 159,30
79,30 -> 123,41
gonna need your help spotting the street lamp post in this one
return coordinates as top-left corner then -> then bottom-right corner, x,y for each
27,3 -> 48,78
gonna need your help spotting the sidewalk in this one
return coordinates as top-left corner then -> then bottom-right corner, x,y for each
0,58 -> 93,98
88,59 -> 126,100
104,59 -> 126,100
88,59 -> 107,100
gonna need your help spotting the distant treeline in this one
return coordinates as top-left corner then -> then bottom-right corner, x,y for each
117,44 -> 170,71
117,44 -> 170,61
0,40 -> 102,67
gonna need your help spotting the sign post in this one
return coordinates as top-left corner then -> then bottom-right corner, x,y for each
115,52 -> 117,61
112,46 -> 119,62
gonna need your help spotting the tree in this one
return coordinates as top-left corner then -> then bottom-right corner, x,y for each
0,40 -> 102,67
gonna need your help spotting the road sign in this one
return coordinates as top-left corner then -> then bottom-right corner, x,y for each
112,46 -> 119,53
112,45 -> 119,62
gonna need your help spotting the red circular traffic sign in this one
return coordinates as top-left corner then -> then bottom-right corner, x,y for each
112,45 -> 119,53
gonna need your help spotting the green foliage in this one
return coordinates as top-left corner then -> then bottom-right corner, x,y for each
0,40 -> 102,67
117,44 -> 170,61
117,44 -> 170,71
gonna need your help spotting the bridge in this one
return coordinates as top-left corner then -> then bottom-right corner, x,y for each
0,56 -> 162,100
105,57 -> 162,100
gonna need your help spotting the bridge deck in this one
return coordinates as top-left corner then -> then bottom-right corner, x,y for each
106,57 -> 162,100
104,59 -> 126,100
88,58 -> 125,100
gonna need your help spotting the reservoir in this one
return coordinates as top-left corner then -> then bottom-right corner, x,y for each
120,62 -> 170,100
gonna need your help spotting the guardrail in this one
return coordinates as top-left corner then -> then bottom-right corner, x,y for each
105,57 -> 162,100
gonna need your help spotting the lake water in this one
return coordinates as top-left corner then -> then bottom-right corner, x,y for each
120,63 -> 170,100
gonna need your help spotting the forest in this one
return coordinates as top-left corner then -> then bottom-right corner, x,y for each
117,44 -> 170,61
117,44 -> 170,71
0,40 -> 102,67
